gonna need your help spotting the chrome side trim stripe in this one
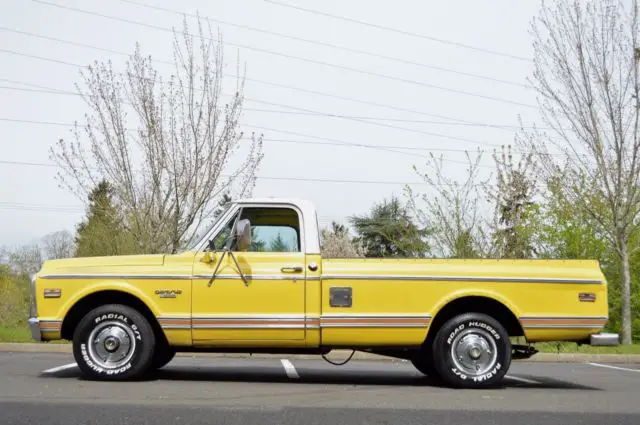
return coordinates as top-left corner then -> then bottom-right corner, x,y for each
322,275 -> 603,284
157,317 -> 191,330
319,323 -> 428,328
522,325 -> 606,329
192,274 -> 302,281
158,314 -> 432,330
520,316 -> 608,320
40,273 -> 603,284
160,325 -> 191,330
520,316 -> 608,330
321,315 -> 431,329
320,313 -> 431,318
41,273 -> 300,281
40,273 -> 193,280
192,316 -> 306,321
39,320 -> 62,333
192,324 -> 306,329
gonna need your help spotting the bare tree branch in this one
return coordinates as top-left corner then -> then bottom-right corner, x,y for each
406,149 -> 492,258
519,0 -> 640,343
42,230 -> 76,260
50,16 -> 263,254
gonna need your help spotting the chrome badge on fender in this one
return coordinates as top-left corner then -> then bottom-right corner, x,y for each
43,288 -> 62,298
155,289 -> 183,299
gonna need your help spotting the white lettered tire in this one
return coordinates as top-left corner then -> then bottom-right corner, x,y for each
72,304 -> 156,380
432,312 -> 511,389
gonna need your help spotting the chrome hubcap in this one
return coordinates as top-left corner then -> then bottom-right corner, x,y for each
87,320 -> 136,369
451,329 -> 498,376
104,336 -> 120,352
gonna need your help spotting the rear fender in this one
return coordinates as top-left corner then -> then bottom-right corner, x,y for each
427,289 -> 523,337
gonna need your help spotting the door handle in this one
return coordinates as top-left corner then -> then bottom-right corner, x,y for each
281,266 -> 303,273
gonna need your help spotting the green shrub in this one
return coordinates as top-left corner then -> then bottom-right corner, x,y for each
0,266 -> 29,328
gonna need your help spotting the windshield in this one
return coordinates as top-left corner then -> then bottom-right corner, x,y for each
185,204 -> 233,251
209,212 -> 237,251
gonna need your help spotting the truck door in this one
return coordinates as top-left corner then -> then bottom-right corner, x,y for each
191,204 -> 307,344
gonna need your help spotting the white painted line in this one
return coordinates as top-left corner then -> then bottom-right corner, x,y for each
280,359 -> 300,379
505,375 -> 539,385
41,362 -> 78,374
588,362 -> 640,373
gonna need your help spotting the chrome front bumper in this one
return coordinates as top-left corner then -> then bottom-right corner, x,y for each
590,332 -> 619,346
28,317 -> 42,341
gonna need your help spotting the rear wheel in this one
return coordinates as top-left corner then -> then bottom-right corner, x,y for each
410,346 -> 440,380
72,304 -> 156,380
432,312 -> 511,389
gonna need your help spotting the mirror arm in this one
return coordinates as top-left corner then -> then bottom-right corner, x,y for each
229,250 -> 249,286
207,250 -> 226,287
207,208 -> 249,287
206,249 -> 249,287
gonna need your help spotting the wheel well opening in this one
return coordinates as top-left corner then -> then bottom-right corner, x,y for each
61,290 -> 167,346
426,296 -> 524,343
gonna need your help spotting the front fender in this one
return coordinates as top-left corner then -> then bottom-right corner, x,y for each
56,280 -> 162,320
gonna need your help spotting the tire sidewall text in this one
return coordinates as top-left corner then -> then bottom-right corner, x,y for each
435,313 -> 510,388
73,305 -> 153,380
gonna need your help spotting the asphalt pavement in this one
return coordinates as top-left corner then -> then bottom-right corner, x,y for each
1,351 -> 639,424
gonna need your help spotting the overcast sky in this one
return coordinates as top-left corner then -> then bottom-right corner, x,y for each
1,0 -> 544,248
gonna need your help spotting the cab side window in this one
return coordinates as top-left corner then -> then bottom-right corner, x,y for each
240,207 -> 301,253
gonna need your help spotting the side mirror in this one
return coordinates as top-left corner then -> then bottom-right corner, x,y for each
200,251 -> 216,264
236,219 -> 252,251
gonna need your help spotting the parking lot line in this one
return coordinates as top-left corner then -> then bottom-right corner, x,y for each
587,363 -> 640,373
505,375 -> 539,385
41,363 -> 78,374
280,359 -> 300,379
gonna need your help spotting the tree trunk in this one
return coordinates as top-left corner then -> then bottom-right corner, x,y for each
619,239 -> 633,345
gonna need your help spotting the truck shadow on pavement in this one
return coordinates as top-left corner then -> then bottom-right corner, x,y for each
40,364 -> 601,391
152,366 -> 601,390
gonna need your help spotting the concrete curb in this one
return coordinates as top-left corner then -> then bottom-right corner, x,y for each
1,343 -> 639,363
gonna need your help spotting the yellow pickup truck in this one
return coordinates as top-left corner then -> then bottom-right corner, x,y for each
28,197 -> 618,388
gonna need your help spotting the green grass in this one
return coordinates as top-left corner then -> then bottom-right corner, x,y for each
0,325 -> 68,344
531,341 -> 640,354
0,325 -> 32,342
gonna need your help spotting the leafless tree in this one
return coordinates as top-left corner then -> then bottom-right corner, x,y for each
520,0 -> 640,343
51,17 -> 263,254
4,245 -> 43,277
485,145 -> 540,259
405,150 -> 491,258
42,230 -> 76,260
320,222 -> 364,258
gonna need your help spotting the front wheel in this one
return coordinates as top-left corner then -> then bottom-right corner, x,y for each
432,313 -> 511,389
152,345 -> 176,369
72,304 -> 156,381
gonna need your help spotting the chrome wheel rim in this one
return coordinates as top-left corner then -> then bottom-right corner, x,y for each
87,320 -> 136,369
450,328 -> 498,376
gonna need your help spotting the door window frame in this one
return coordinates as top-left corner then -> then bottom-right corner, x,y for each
195,202 -> 307,254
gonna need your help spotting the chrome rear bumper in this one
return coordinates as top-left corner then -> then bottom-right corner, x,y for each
590,332 -> 619,346
28,317 -> 42,341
